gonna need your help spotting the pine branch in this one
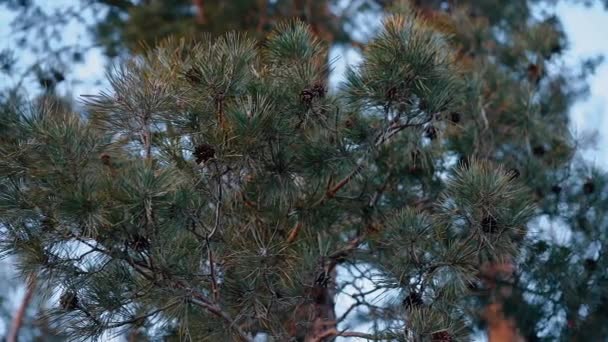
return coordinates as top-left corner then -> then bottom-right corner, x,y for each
326,164 -> 365,198
125,257 -> 251,340
209,164 -> 223,239
207,167 -> 223,302
57,231 -> 240,339
311,327 -> 391,341
338,330 -> 388,340
189,296 -> 253,342
335,300 -> 362,324
110,241 -> 248,340
143,129 -> 152,161
316,115 -> 431,206
106,302 -> 178,329
373,115 -> 433,147
286,221 -> 303,244
206,238 -> 220,302
326,172 -> 392,270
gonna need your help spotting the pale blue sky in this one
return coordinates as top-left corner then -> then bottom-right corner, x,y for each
554,1 -> 608,167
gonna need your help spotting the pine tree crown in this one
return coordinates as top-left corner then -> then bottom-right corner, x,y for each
1,16 -> 535,341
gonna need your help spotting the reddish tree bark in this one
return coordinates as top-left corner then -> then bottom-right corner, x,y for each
193,0 -> 206,24
7,275 -> 37,342
480,261 -> 525,342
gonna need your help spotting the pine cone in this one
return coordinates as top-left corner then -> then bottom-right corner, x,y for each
300,89 -> 315,105
386,86 -> 398,101
481,215 -> 498,233
100,153 -> 111,166
550,44 -> 562,55
311,83 -> 326,98
532,145 -> 546,157
551,185 -> 562,194
431,330 -> 452,342
194,143 -> 215,164
344,117 -> 355,128
60,291 -> 79,311
584,258 -> 598,272
527,63 -> 541,84
41,216 -> 56,231
583,181 -> 595,195
507,168 -> 520,180
449,112 -> 461,123
403,292 -> 423,309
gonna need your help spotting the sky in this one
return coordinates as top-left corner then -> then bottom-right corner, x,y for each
554,1 -> 608,167
1,0 -> 608,340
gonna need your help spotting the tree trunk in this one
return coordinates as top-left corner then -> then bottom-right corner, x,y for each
481,261 -> 524,342
193,0 -> 206,24
7,275 -> 37,342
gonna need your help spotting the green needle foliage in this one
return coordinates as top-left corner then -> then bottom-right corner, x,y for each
0,15 -> 535,341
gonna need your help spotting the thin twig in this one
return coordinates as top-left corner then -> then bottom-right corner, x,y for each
206,237 -> 220,302
189,297 -> 253,342
316,114 -> 432,204
126,258 -> 249,340
106,301 -> 178,328
310,327 -> 389,341
338,330 -> 390,340
327,164 -> 366,198
209,163 -> 223,239
369,172 -> 393,208
325,234 -> 366,279
336,300 -> 362,324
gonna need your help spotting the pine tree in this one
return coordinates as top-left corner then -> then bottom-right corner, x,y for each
2,0 -> 608,341
0,13 -> 536,340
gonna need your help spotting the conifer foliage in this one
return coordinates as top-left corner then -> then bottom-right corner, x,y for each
0,12 -> 538,341
0,10 -> 531,341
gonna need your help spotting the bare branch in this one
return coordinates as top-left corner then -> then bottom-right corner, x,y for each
207,238 -> 220,302
189,297 -> 253,342
310,327 -> 390,341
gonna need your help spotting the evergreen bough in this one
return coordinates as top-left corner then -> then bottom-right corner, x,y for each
0,12 -> 554,342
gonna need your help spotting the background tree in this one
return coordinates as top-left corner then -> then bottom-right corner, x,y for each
1,0 -> 608,341
0,0 -> 390,96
